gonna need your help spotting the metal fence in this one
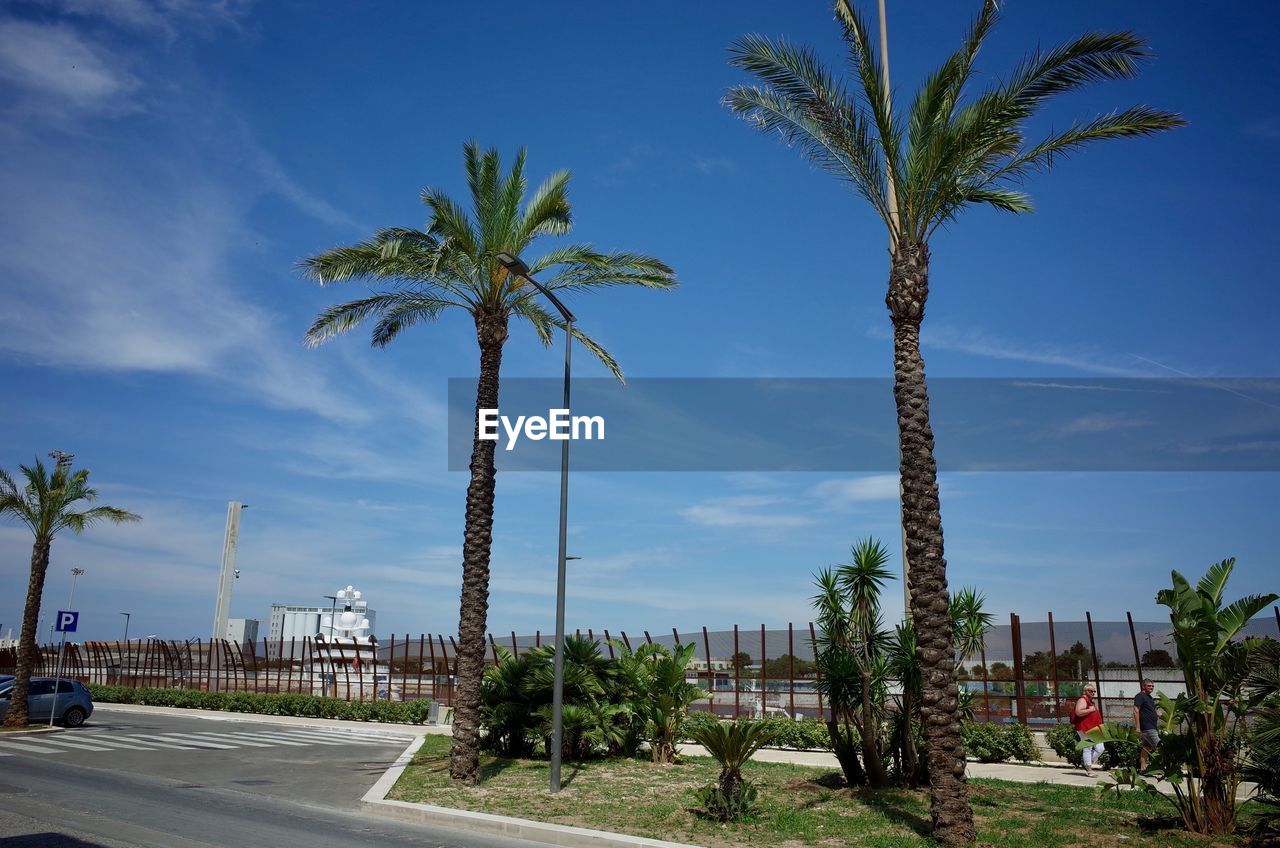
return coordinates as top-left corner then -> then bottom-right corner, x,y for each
3,608 -> 1277,724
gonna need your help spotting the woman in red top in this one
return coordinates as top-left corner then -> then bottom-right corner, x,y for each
1072,683 -> 1105,775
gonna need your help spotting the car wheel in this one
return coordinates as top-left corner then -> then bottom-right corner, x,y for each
62,706 -> 87,728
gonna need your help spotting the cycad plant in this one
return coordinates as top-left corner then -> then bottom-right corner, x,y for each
690,719 -> 779,822
1,458 -> 140,727
1092,559 -> 1277,835
300,142 -> 675,782
728,3 -> 1182,840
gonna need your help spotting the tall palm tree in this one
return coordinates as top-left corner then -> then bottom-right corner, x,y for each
727,3 -> 1182,842
299,141 -> 676,782
0,458 -> 140,727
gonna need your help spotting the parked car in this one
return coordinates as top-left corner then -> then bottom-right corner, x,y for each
0,677 -> 94,726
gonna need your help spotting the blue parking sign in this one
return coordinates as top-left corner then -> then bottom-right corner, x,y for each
55,610 -> 78,633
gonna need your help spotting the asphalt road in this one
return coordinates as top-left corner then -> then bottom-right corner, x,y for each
0,710 -> 541,848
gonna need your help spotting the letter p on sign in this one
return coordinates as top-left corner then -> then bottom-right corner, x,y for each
55,610 -> 78,633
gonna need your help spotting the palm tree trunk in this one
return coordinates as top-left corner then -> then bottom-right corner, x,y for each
887,242 -> 975,846
5,536 -> 51,727
448,309 -> 509,783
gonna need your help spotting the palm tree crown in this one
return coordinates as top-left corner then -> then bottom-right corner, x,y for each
0,458 -> 140,540
727,0 -> 1185,251
300,141 -> 676,376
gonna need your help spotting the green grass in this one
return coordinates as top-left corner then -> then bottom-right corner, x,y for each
390,736 -> 1255,847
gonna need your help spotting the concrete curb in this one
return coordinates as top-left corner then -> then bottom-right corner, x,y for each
0,725 -> 64,737
360,737 -> 705,848
94,702 -> 450,736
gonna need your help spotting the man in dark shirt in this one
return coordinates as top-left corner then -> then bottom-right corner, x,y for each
1133,678 -> 1161,769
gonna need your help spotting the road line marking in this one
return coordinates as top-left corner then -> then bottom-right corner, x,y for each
204,732 -> 315,747
132,734 -> 237,749
275,730 -> 396,744
76,735 -> 168,750
0,740 -> 70,754
183,732 -> 275,748
108,735 -> 205,750
232,731 -> 345,746
23,737 -> 117,752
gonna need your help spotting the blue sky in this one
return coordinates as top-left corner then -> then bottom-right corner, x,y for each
2,1 -> 1278,643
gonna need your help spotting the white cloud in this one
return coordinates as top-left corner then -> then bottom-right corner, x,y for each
809,474 -> 900,505
28,0 -> 253,39
681,495 -> 814,529
868,323 -> 1150,377
1060,413 -> 1148,435
0,19 -> 140,117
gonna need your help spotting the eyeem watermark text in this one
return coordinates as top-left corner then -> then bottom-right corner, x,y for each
478,408 -> 605,451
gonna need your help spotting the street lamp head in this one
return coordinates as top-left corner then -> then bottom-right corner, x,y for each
495,252 -> 530,277
71,568 -> 85,576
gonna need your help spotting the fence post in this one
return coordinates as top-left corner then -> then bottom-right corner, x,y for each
426,634 -> 436,704
511,631 -> 519,659
1010,613 -> 1027,725
980,642 -> 991,723
603,630 -> 615,659
702,627 -> 713,705
1085,611 -> 1104,719
788,622 -> 796,719
1127,611 -> 1145,683
759,624 -> 767,717
672,628 -> 680,646
1047,611 -> 1061,721
643,630 -> 653,644
733,624 -> 740,720
620,631 -> 632,651
809,622 -> 823,721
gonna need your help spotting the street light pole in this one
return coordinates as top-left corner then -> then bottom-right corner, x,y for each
50,567 -> 85,727
496,251 -> 575,793
120,612 -> 131,644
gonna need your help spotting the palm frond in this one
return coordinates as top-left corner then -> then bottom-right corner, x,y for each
727,32 -> 890,224
516,168 -> 572,244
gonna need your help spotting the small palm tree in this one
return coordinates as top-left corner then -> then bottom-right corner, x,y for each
0,457 -> 140,727
690,719 -> 779,821
613,640 -> 709,763
728,4 -> 1182,841
300,142 -> 676,783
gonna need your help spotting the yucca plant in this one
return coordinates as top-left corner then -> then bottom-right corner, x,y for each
690,719 -> 779,821
728,4 -> 1182,841
1,458 -> 140,727
300,143 -> 676,782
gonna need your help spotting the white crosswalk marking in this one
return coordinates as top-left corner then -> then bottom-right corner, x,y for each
0,724 -> 420,758
145,734 -> 238,749
0,739 -> 68,754
108,735 -> 204,750
183,732 -> 276,748
24,737 -> 116,752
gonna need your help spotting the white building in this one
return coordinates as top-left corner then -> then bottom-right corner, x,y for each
226,618 -> 259,645
267,603 -> 377,647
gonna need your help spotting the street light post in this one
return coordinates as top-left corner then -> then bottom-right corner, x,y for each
50,567 -> 85,727
120,612 -> 131,644
496,251 -> 575,793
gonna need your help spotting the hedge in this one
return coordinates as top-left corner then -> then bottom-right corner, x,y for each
679,712 -> 832,751
88,685 -> 433,724
960,721 -> 1040,763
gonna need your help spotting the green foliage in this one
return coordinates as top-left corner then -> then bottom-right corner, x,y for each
1097,559 -> 1278,836
1045,721 -> 1136,769
727,1 -> 1184,248
1022,641 -> 1095,682
689,719 -> 777,823
1140,648 -> 1177,668
695,780 -> 759,823
1242,638 -> 1280,841
614,640 -> 709,764
960,722 -> 1038,764
299,142 -> 677,381
87,684 -> 433,724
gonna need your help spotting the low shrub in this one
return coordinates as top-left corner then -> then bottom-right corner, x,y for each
87,685 -> 433,724
961,721 -> 1039,763
695,780 -> 759,822
678,713 -> 831,751
1045,722 -> 1138,769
